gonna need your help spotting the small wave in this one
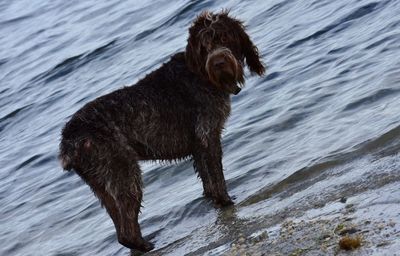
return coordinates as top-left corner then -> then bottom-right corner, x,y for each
242,124 -> 400,207
364,34 -> 398,50
0,87 -> 9,94
340,2 -> 380,23
75,3 -> 118,23
31,39 -> 118,83
13,154 -> 42,172
287,2 -> 382,48
240,157 -> 344,206
257,72 -> 285,93
0,105 -> 31,132
0,106 -> 29,123
342,88 -> 400,111
0,14 -> 33,26
327,45 -> 352,55
355,125 -> 400,157
134,0 -> 211,42
135,28 -> 159,41
0,58 -> 8,67
169,0 -> 211,24
253,0 -> 290,24
262,71 -> 280,81
269,111 -> 311,132
140,197 -> 209,230
143,161 -> 193,186
31,154 -> 55,169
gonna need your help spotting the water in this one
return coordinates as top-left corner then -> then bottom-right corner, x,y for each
1,0 -> 400,255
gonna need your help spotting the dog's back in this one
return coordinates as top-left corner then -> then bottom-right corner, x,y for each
59,52 -> 231,170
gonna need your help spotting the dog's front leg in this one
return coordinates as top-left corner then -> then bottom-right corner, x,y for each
193,132 -> 233,207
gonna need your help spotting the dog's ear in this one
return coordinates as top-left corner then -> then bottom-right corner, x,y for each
236,21 -> 265,76
185,36 -> 201,74
185,16 -> 207,76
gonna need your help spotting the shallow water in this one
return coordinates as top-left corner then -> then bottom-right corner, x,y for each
1,0 -> 400,255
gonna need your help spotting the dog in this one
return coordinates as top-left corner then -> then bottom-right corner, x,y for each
59,10 -> 265,252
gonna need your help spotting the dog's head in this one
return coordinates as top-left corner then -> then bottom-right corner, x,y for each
185,10 -> 265,95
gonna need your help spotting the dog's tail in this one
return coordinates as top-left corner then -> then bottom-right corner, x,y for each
59,138 -> 76,171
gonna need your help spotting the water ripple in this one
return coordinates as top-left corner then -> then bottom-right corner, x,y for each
31,39 -> 118,83
287,2 -> 382,48
343,88 -> 400,111
1,0 -> 400,255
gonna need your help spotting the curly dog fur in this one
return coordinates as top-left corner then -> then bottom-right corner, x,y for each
59,10 -> 265,252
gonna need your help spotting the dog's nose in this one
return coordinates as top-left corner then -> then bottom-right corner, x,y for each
233,86 -> 241,95
213,58 -> 226,69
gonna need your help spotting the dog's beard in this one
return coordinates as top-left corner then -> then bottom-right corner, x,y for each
218,71 -> 242,95
218,71 -> 235,85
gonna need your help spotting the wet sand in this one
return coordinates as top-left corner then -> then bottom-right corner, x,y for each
145,181 -> 400,255
224,183 -> 400,256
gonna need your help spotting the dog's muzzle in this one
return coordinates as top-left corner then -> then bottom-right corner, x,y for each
206,47 -> 243,95
206,47 -> 234,70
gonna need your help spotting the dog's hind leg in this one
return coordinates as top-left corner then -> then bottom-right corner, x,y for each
75,143 -> 154,252
77,171 -> 122,237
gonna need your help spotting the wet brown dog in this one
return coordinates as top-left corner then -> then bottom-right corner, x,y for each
59,10 -> 265,252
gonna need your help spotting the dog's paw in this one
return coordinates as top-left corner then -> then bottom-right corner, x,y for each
214,196 -> 234,208
138,240 -> 154,252
119,236 -> 154,252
